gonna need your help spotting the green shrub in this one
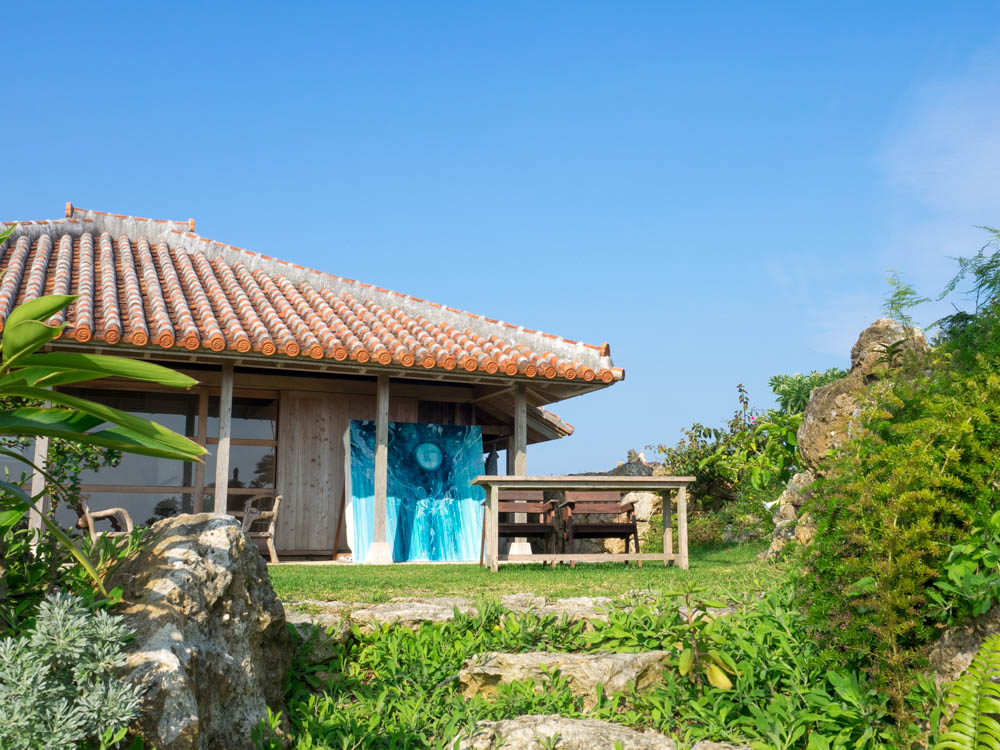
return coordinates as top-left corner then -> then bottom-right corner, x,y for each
259,585 -> 921,749
798,346 -> 1000,707
0,591 -> 142,749
768,368 -> 849,415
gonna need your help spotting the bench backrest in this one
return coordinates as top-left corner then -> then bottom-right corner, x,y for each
564,490 -> 625,515
498,490 -> 548,515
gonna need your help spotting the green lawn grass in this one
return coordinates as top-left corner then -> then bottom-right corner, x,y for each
269,542 -> 782,603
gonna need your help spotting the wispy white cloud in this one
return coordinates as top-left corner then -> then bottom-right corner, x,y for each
878,53 -> 1000,291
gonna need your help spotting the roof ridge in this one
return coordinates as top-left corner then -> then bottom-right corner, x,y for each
56,203 -> 606,355
5,204 -> 618,371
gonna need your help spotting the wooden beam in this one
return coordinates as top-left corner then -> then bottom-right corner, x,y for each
512,384 -> 527,475
193,386 -> 208,513
501,553 -> 678,564
368,374 -> 393,563
27,435 -> 49,540
507,384 -> 530,555
214,363 -> 234,514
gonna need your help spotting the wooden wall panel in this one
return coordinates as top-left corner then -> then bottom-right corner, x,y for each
275,391 -> 418,556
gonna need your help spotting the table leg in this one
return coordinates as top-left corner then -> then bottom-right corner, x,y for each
485,484 -> 499,572
677,485 -> 689,570
662,490 -> 673,567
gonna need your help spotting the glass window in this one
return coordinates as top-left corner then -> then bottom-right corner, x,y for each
204,444 -> 276,490
208,396 -> 277,440
76,451 -> 191,488
60,388 -> 199,437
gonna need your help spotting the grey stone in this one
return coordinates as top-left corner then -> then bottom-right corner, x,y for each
457,714 -> 676,749
501,594 -> 614,623
349,597 -> 478,632
762,471 -> 815,559
929,605 -> 1000,685
110,513 -> 291,750
458,651 -> 671,710
798,319 -> 928,472
286,612 -> 351,665
849,317 -> 927,378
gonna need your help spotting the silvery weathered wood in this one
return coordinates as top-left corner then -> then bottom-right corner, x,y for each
213,363 -> 233,514
473,475 -> 694,570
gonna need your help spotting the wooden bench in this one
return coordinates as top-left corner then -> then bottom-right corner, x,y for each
479,490 -> 557,566
74,497 -> 134,543
231,494 -> 283,564
473,475 -> 695,571
561,490 -> 641,568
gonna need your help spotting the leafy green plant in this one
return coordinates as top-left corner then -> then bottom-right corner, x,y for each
671,584 -> 737,691
0,591 -> 142,749
934,632 -> 1000,749
768,368 -> 848,415
0,276 -> 206,594
927,511 -> 1000,625
882,270 -> 930,329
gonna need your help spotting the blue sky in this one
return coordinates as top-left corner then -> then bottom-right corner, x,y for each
4,2 -> 1000,473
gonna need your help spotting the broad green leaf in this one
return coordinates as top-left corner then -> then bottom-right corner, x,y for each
18,352 -> 199,389
678,647 -> 694,676
3,385 -> 206,460
1,319 -> 64,371
3,294 -> 74,331
0,507 -> 26,530
705,662 -> 733,690
0,413 -> 203,461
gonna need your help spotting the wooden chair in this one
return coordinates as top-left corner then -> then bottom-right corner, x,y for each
560,490 -> 641,567
479,490 -> 558,565
75,497 -> 134,543
231,494 -> 282,564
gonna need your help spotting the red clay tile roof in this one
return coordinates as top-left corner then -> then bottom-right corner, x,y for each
1,206 -> 624,385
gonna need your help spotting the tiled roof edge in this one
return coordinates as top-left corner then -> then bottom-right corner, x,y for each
11,207 -> 621,377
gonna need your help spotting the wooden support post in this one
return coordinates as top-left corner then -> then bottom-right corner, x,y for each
508,384 -> 531,556
484,483 -> 499,571
27,435 -> 50,547
214,363 -> 234,514
677,484 -> 689,570
367,374 -> 393,564
193,387 -> 208,513
662,490 -> 673,567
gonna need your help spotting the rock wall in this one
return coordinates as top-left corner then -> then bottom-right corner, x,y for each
764,318 -> 929,557
110,514 -> 292,750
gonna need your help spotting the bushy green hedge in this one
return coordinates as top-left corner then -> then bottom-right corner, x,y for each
799,312 -> 1000,712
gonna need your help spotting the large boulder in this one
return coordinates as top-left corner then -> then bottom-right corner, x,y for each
458,715 -> 676,749
797,318 -> 928,472
850,318 -> 928,380
109,514 -> 291,750
458,651 -> 670,710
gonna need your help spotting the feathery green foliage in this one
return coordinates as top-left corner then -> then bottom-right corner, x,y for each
935,632 -> 1000,750
0,591 -> 142,749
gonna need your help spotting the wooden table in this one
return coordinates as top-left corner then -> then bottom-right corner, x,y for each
472,475 -> 695,572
